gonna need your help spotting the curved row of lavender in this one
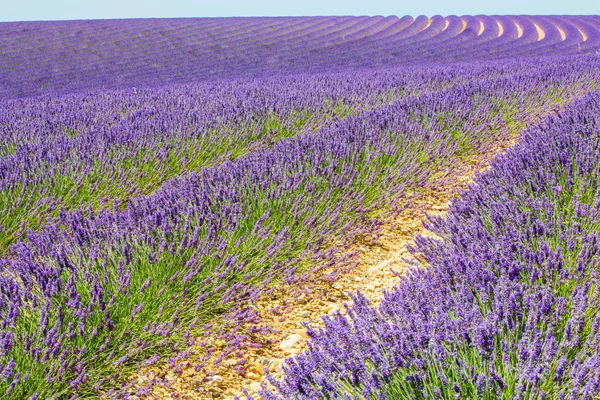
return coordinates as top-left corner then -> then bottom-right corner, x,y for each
263,90 -> 600,399
0,62 -> 540,252
1,56 -> 598,399
1,15 -> 600,99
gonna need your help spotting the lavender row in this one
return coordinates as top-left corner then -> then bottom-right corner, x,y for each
264,89 -> 600,399
0,60 -> 535,252
1,57 -> 599,399
1,15 -> 599,99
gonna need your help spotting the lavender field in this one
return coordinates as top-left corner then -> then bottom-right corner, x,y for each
1,15 -> 600,400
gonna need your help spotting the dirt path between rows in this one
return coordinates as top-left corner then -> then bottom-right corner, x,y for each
131,137 -> 517,400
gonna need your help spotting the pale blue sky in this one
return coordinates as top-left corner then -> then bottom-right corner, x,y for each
0,0 -> 597,22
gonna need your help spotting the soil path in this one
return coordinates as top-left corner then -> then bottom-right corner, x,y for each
132,138 -> 516,400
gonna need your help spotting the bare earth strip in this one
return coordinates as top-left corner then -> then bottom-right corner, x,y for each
132,134 -> 520,400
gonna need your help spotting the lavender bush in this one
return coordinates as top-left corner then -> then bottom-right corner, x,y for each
264,89 -> 600,399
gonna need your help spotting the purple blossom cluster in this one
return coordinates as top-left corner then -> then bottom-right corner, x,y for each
1,15 -> 599,99
264,89 -> 600,399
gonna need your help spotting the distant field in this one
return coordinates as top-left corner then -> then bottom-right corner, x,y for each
1,15 -> 599,98
0,15 -> 599,400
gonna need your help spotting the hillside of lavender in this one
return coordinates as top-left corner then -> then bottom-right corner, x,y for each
2,15 -> 600,99
1,15 -> 600,399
